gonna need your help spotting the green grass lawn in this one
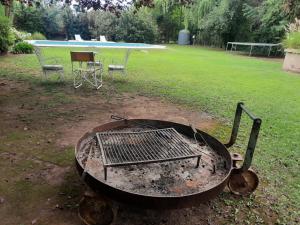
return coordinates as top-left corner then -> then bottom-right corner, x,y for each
1,45 -> 299,223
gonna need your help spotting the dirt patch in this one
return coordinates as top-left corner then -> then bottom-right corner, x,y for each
0,152 -> 20,163
0,79 -> 28,95
45,165 -> 71,186
114,203 -> 217,225
26,157 -> 71,186
57,93 -> 217,148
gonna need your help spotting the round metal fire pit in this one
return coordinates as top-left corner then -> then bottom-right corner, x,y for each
75,103 -> 261,209
75,119 -> 233,209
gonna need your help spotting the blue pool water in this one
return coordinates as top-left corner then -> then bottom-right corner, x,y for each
28,40 -> 165,49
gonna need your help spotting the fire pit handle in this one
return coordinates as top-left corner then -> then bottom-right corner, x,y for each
225,102 -> 262,172
111,115 -> 127,121
111,115 -> 156,129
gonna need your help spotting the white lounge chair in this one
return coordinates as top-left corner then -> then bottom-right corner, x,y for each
75,34 -> 84,41
100,35 -> 107,42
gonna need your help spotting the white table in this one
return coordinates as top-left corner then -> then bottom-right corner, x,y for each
226,42 -> 281,56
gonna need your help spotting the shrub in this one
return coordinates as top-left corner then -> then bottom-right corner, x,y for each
88,11 -> 118,41
28,32 -> 46,40
283,32 -> 300,49
13,4 -> 44,34
116,9 -> 158,44
286,18 -> 300,33
10,27 -> 31,42
13,41 -> 34,54
283,19 -> 300,49
0,15 -> 15,54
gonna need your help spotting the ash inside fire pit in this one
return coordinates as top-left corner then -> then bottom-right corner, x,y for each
77,128 -> 228,197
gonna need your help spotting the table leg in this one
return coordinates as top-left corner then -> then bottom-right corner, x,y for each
268,46 -> 272,57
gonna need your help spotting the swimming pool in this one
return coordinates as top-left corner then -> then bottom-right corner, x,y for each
27,40 -> 166,49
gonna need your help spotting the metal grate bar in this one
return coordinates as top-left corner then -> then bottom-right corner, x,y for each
96,128 -> 204,180
156,129 -> 195,157
113,133 -> 129,162
115,133 -> 137,162
165,130 -> 196,156
139,132 -> 164,159
96,128 -> 201,163
158,129 -> 185,157
133,133 -> 155,160
146,131 -> 171,159
153,130 -> 178,158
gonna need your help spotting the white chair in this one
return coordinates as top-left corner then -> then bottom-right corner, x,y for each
100,35 -> 107,42
71,51 -> 103,89
75,34 -> 84,41
34,47 -> 64,81
108,50 -> 130,77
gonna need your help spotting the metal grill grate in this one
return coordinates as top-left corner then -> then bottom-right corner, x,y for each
95,128 -> 203,180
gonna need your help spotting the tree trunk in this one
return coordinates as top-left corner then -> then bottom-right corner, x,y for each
4,5 -> 10,17
4,0 -> 13,17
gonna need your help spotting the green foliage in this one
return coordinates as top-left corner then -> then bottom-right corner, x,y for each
0,3 -> 5,17
61,6 -> 76,40
73,12 -> 91,40
13,4 -> 64,39
152,1 -> 182,42
195,0 -> 244,46
13,4 -> 44,34
283,32 -> 300,49
10,27 -> 31,42
197,0 -> 216,18
28,32 -> 46,40
286,18 -> 300,33
243,0 -> 289,43
0,15 -> 14,53
12,41 -> 34,54
8,0 -> 300,46
116,9 -> 158,43
182,0 -> 297,46
41,6 -> 64,39
283,0 -> 300,20
88,11 -> 118,40
62,8 -> 91,40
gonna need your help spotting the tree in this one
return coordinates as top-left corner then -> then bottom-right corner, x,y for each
116,8 -> 158,43
13,3 -> 44,33
0,15 -> 14,53
71,0 -> 157,15
283,0 -> 300,19
151,0 -> 193,43
41,6 -> 65,39
87,11 -> 118,40
13,3 -> 65,39
74,12 -> 91,39
0,0 -> 13,17
188,0 -> 246,47
244,0 -> 289,43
